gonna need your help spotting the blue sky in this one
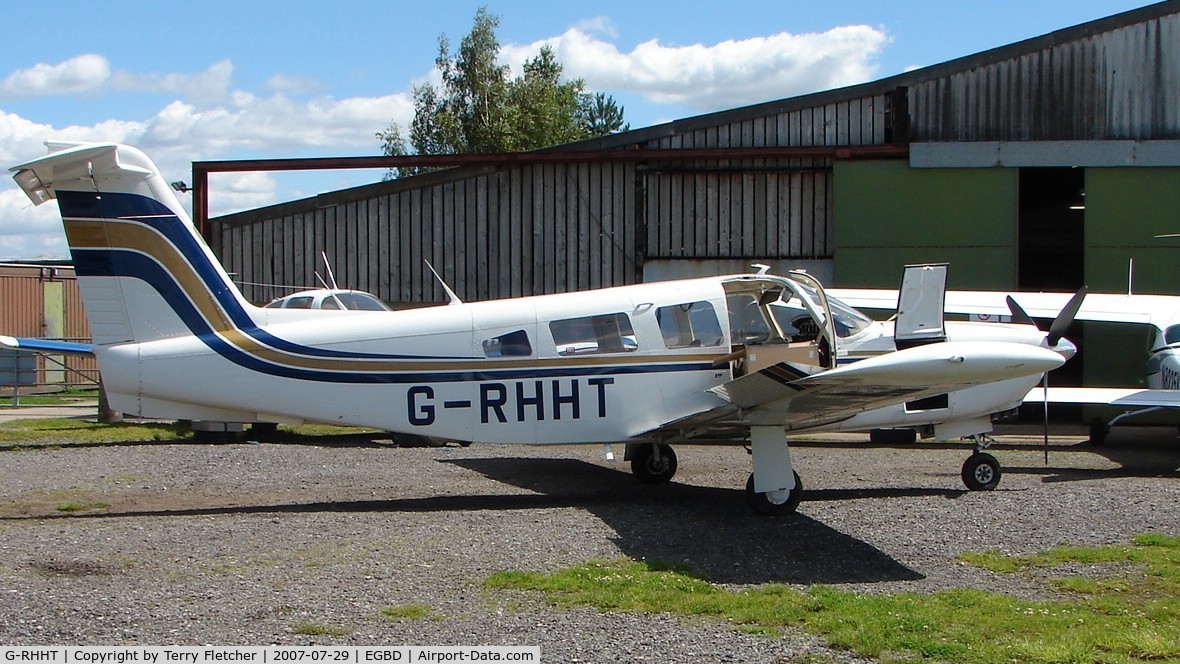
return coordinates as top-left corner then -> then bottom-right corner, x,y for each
0,0 -> 1156,259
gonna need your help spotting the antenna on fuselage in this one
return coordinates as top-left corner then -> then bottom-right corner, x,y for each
425,260 -> 463,306
320,251 -> 341,290
312,251 -> 348,310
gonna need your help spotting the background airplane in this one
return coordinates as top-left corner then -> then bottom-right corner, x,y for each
831,287 -> 1180,443
7,143 -> 1076,514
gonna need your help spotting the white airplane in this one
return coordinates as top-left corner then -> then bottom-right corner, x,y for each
6,143 -> 1078,514
830,287 -> 1180,443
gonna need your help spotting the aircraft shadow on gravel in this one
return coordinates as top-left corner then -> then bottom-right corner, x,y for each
445,456 -> 926,586
7,455 -> 924,586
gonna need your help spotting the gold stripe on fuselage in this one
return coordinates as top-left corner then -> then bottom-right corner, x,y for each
64,218 -> 729,375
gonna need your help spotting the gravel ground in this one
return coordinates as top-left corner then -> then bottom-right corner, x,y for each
0,423 -> 1177,661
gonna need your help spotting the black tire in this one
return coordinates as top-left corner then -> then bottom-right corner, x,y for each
961,452 -> 1001,491
745,471 -> 803,516
631,444 -> 677,483
869,428 -> 917,445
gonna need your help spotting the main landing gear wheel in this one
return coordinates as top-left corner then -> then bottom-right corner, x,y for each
961,452 -> 1001,491
631,443 -> 677,484
746,471 -> 803,516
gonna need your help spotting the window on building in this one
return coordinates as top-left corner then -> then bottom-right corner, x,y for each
656,301 -> 724,349
550,313 -> 637,356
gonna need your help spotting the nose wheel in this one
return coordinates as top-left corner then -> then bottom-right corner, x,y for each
961,452 -> 1001,491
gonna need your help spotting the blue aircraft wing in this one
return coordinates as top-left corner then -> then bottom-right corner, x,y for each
0,335 -> 95,356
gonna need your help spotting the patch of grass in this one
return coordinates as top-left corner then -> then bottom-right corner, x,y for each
0,418 -> 386,449
55,500 -> 110,513
0,389 -> 98,406
278,423 -> 382,437
291,623 -> 352,637
0,418 -> 190,447
378,603 -> 438,621
485,534 -> 1180,664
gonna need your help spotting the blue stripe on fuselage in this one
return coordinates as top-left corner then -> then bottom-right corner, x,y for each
73,249 -> 714,384
59,191 -> 473,360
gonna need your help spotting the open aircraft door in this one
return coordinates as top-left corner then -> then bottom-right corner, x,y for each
894,263 -> 948,348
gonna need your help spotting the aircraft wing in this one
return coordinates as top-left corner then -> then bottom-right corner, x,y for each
829,289 -> 1173,327
708,340 -> 1064,430
1023,386 -> 1180,408
0,336 -> 95,356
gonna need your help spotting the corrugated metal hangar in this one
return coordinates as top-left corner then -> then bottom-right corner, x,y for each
208,2 -> 1179,388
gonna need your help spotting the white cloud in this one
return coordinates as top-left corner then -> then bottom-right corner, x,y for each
111,60 -> 235,105
0,83 -> 413,258
208,171 -> 280,218
505,24 -> 888,112
265,73 -> 322,95
0,188 -> 67,260
0,20 -> 889,259
0,54 -> 111,99
573,16 -> 618,40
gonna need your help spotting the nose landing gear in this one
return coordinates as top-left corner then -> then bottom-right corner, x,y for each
962,434 -> 1001,491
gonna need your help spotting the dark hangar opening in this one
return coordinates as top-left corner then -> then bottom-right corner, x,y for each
1018,166 -> 1087,402
1018,167 -> 1085,292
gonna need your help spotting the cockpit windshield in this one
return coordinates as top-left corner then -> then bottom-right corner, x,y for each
771,284 -> 873,339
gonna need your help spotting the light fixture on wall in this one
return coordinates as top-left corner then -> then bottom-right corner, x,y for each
1068,190 -> 1085,210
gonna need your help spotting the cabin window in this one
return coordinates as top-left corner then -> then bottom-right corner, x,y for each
321,292 -> 389,311
483,330 -> 532,357
657,301 -> 724,349
550,313 -> 637,356
1165,325 -> 1180,346
284,296 -> 314,309
726,294 -> 772,344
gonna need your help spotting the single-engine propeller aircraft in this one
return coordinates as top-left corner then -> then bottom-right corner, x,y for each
7,143 -> 1080,514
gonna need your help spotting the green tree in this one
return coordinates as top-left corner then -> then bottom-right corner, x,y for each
507,46 -> 590,150
580,92 -> 630,136
379,6 -> 627,177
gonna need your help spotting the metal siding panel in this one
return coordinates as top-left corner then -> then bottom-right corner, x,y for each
742,173 -> 755,256
589,165 -> 602,289
537,164 -> 550,294
475,176 -> 489,300
509,168 -> 524,298
396,192 -> 409,302
348,201 -> 362,292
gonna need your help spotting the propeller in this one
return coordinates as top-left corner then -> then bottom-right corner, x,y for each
1006,286 -> 1088,464
1005,296 -> 1036,326
1047,287 -> 1088,347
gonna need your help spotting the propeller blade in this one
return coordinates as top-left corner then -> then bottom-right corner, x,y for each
1042,372 -> 1050,465
1006,296 -> 1037,327
1046,286 -> 1088,346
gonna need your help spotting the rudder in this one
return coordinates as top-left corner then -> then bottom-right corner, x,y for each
10,143 -> 256,346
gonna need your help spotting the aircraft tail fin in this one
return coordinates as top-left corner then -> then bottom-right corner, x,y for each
9,143 -> 256,346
